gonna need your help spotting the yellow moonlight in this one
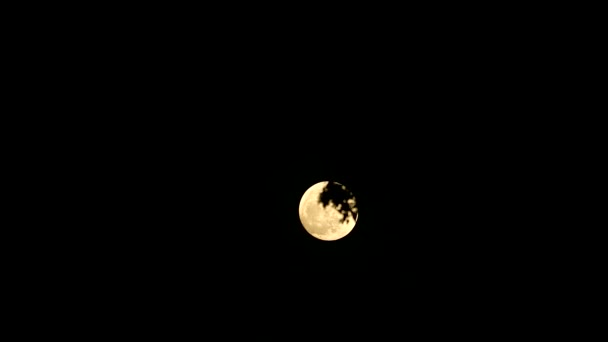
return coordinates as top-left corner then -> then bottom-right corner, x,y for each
298,181 -> 358,241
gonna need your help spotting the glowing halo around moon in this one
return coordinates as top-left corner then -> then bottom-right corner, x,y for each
298,181 -> 358,241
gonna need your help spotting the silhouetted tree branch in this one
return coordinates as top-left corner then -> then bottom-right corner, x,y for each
318,181 -> 358,224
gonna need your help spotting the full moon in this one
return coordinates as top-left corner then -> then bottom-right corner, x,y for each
298,181 -> 358,241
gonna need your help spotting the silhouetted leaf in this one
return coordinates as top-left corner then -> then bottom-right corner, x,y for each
318,181 -> 358,224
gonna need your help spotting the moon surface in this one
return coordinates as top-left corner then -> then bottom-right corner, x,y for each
298,181 -> 357,241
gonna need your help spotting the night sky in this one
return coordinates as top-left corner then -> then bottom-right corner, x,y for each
102,99 -> 537,288
68,17 -> 560,320
18,6 -> 581,335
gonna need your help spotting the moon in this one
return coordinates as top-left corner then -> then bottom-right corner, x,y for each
298,181 -> 358,241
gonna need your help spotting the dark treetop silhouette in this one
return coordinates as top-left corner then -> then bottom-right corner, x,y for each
318,181 -> 358,224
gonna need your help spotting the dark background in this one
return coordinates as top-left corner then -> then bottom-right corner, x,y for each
79,54 -> 546,289
9,4 -> 592,336
33,11 -> 570,325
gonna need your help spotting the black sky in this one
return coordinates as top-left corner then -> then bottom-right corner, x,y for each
13,5 -> 585,334
100,86 -> 540,285
67,15 -> 564,317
